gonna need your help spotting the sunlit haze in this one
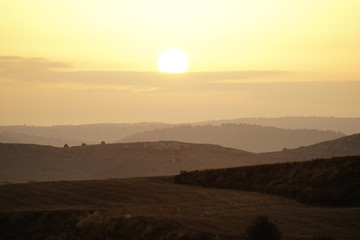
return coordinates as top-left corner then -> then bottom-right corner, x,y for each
1,0 -> 359,125
158,49 -> 189,73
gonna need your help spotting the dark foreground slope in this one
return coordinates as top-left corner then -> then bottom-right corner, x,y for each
1,177 -> 359,240
175,156 -> 360,206
0,210 -> 215,240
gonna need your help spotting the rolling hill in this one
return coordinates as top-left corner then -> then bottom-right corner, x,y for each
1,134 -> 360,183
119,123 -> 345,152
262,133 -> 360,163
0,141 -> 258,183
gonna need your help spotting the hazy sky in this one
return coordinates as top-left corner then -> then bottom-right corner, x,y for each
1,1 -> 359,125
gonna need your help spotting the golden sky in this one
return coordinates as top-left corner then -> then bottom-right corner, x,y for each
1,1 -> 360,124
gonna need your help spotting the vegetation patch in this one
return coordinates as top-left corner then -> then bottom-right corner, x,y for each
242,216 -> 282,240
175,156 -> 360,206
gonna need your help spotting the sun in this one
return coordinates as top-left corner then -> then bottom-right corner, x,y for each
158,48 -> 189,73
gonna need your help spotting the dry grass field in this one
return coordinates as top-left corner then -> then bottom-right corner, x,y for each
1,176 -> 359,240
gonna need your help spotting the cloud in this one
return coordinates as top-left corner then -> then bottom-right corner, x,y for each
0,56 -> 289,92
0,56 -> 72,72
35,81 -> 160,93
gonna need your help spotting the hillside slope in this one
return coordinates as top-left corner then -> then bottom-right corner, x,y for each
263,133 -> 360,163
120,124 -> 345,152
0,142 -> 258,183
1,134 -> 360,183
175,156 -> 360,206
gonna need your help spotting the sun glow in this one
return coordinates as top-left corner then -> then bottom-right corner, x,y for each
158,48 -> 189,73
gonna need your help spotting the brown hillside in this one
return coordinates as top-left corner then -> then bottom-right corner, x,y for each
263,133 -> 360,163
1,134 -> 360,183
0,141 -> 258,183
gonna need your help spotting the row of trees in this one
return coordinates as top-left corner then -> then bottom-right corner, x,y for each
63,141 -> 106,148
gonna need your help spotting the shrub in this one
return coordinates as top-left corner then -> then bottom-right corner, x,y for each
63,144 -> 69,148
242,216 -> 282,240
101,141 -> 106,145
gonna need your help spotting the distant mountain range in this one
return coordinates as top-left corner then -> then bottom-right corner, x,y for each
1,116 -> 357,152
1,134 -> 359,183
0,132 -> 81,147
0,122 -> 170,146
196,117 -> 360,135
120,124 -> 345,152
